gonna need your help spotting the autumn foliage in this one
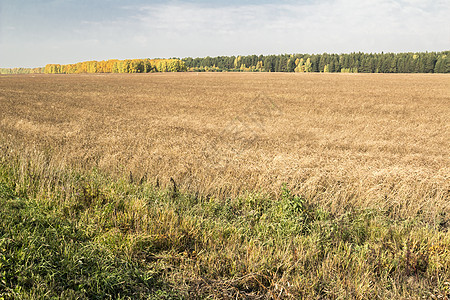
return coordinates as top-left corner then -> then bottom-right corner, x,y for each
43,58 -> 187,74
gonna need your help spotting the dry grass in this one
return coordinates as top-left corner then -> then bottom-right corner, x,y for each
1,72 -> 450,299
1,73 -> 448,219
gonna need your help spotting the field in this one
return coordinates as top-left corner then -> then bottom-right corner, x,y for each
0,73 -> 449,299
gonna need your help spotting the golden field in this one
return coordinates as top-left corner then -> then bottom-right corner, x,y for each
1,73 -> 448,219
1,72 -> 450,298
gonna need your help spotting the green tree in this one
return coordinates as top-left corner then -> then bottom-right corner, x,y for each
287,58 -> 296,72
424,53 -> 437,73
434,55 -> 449,73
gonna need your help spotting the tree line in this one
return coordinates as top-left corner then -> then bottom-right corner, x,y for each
1,52 -> 448,74
183,51 -> 449,73
43,59 -> 187,74
1,59 -> 187,74
0,67 -> 44,74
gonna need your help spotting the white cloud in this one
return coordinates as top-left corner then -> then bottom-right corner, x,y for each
1,0 -> 449,67
120,0 -> 450,55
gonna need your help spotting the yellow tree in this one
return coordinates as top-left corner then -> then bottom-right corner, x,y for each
305,58 -> 312,72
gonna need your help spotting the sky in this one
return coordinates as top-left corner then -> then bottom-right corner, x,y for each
0,0 -> 449,68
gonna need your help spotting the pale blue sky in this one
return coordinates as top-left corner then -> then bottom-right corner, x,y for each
1,0 -> 449,68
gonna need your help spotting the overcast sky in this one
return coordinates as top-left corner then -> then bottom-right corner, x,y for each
1,0 -> 449,68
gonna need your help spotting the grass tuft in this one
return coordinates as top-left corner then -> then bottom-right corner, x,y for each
1,153 -> 449,298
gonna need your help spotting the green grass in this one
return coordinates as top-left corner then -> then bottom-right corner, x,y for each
0,153 -> 449,299
0,174 -> 179,299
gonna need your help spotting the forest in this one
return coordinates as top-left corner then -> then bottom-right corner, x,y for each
0,67 -> 44,74
182,51 -> 449,73
42,58 -> 187,74
1,51 -> 448,74
0,59 -> 186,74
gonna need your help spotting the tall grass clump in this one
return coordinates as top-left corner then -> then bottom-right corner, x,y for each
1,147 -> 449,299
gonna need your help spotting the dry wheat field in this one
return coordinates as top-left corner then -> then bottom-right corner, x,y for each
1,72 -> 450,298
1,73 -> 449,218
